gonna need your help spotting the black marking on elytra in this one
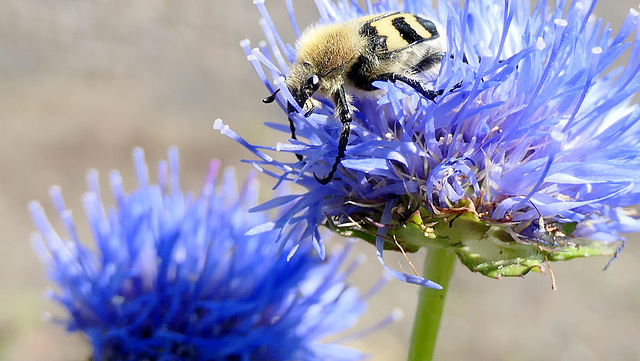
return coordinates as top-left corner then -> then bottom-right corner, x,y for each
360,23 -> 388,52
359,22 -> 378,39
415,16 -> 439,39
392,17 -> 423,44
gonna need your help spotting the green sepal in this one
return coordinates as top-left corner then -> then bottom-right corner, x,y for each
325,211 -> 423,252
327,207 -> 621,279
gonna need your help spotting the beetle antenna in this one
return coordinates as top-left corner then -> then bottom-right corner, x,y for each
262,89 -> 281,103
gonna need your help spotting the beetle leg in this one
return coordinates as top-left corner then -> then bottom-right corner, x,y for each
314,86 -> 351,184
286,102 -> 304,161
375,73 -> 461,102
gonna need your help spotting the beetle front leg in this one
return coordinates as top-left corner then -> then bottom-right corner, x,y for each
314,86 -> 351,185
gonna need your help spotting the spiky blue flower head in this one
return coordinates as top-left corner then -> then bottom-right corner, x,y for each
29,147 -> 383,361
216,0 -> 640,288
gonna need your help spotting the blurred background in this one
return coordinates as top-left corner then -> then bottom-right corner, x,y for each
1,1 -> 639,360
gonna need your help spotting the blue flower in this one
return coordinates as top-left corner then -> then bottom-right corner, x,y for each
30,147 -> 384,361
216,0 -> 640,287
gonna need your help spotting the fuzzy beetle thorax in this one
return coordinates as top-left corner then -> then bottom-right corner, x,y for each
292,22 -> 365,92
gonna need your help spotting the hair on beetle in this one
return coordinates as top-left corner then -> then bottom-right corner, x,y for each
264,11 -> 458,184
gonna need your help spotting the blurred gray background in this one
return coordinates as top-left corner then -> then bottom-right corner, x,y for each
1,1 -> 639,360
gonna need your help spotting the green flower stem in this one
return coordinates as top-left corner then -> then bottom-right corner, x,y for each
407,248 -> 456,361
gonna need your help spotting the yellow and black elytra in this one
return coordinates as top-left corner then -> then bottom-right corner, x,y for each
263,12 -> 450,184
